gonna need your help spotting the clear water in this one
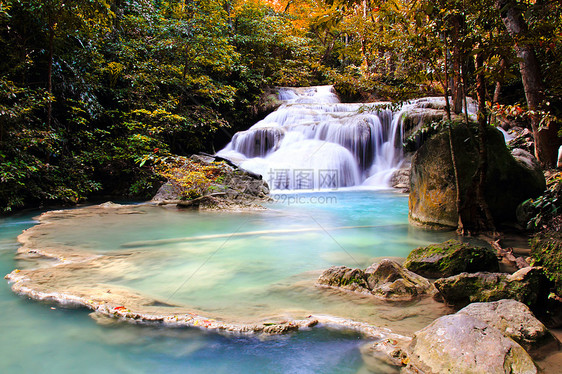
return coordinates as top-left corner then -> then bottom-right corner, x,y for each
1,191 -> 455,373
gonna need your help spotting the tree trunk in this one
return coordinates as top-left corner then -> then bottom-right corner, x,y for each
443,36 -> 452,121
458,52 -> 497,234
450,14 -> 464,114
462,60 -> 470,124
496,0 -> 558,167
448,123 -> 464,234
47,25 -> 54,128
474,52 -> 496,232
493,58 -> 507,104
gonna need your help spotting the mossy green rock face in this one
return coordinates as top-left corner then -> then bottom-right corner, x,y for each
404,239 -> 499,278
409,123 -> 546,229
434,267 -> 551,310
530,232 -> 562,296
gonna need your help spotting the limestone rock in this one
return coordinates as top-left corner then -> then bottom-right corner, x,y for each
458,299 -> 560,357
317,259 -> 434,301
152,154 -> 270,209
360,336 -> 411,374
409,123 -> 546,229
400,106 -> 446,141
434,267 -> 551,310
404,239 -> 499,278
316,266 -> 369,291
365,259 -> 434,300
390,166 -> 410,192
405,313 -> 537,374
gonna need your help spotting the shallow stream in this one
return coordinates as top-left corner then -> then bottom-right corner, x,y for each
1,190 -> 458,373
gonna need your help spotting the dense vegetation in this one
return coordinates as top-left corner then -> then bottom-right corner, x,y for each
1,0 -> 561,214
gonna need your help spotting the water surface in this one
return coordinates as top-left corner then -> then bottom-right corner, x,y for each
2,191 -> 456,373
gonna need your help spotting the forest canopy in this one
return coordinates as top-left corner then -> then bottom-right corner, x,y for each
0,0 -> 560,212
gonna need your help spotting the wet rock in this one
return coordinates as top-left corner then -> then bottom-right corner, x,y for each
404,239 -> 499,278
365,259 -> 434,300
404,313 -> 537,374
458,299 -> 560,357
317,259 -> 434,301
400,107 -> 446,142
409,123 -> 546,229
434,267 -> 551,310
390,166 -> 410,192
360,336 -> 411,374
507,126 -> 535,154
317,266 -> 369,291
261,322 -> 300,334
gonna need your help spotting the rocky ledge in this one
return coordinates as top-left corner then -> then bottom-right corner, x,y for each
152,154 -> 270,210
320,237 -> 561,373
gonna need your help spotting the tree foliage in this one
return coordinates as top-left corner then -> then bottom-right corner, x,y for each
0,0 -> 560,213
0,0 -> 324,212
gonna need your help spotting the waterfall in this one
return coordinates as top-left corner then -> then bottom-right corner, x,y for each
217,86 -> 406,191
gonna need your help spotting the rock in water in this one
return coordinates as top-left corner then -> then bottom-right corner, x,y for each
458,299 -> 560,357
316,266 -> 369,292
317,259 -> 434,301
404,239 -> 499,278
364,259 -> 434,300
405,314 -> 537,374
434,267 -> 551,311
409,123 -> 545,229
390,165 -> 410,192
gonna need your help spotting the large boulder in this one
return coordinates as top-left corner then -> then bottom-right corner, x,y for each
362,299 -> 558,372
458,299 -> 560,357
152,154 -> 270,209
434,267 -> 551,310
404,239 -> 499,278
404,313 -> 537,373
317,259 -> 434,301
409,123 -> 546,229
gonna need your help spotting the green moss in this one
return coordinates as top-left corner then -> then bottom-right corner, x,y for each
405,240 -> 498,278
530,232 -> 562,296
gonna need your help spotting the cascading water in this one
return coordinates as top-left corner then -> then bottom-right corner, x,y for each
218,86 -> 407,190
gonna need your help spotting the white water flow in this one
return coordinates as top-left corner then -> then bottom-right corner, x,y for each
217,86 -> 405,190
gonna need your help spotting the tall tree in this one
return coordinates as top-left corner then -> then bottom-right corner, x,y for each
495,0 -> 559,167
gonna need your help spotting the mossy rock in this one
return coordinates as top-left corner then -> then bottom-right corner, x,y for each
530,232 -> 562,296
409,123 -> 546,229
404,239 -> 499,278
434,267 -> 551,311
317,260 -> 434,301
317,266 -> 369,291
